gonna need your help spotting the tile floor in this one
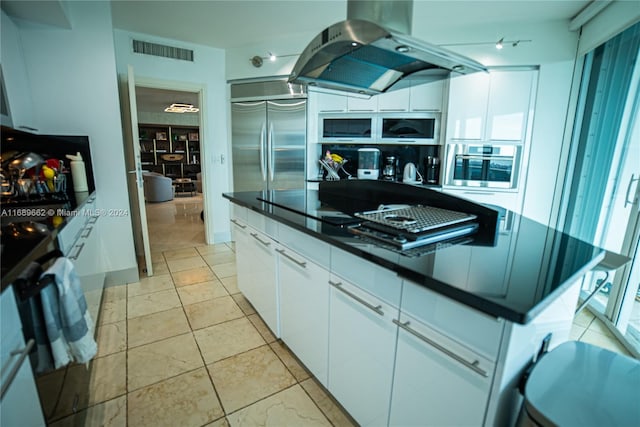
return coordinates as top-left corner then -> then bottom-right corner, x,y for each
38,195 -> 634,426
38,195 -> 356,427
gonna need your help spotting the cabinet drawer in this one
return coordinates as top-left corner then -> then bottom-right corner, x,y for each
331,247 -> 402,307
278,223 -> 330,270
247,209 -> 278,238
401,280 -> 504,360
231,203 -> 247,222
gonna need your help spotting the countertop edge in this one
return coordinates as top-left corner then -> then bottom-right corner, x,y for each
223,192 -> 604,324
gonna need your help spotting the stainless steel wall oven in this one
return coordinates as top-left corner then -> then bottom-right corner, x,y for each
445,144 -> 521,189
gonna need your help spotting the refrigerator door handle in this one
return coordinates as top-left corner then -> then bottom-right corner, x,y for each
260,122 -> 267,181
268,122 -> 275,181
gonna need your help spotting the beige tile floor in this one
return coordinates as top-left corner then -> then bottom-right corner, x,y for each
40,195 -> 634,426
39,195 -> 356,427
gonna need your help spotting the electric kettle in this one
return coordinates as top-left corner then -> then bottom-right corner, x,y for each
402,162 -> 422,184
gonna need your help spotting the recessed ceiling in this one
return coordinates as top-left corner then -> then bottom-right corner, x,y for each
135,87 -> 199,114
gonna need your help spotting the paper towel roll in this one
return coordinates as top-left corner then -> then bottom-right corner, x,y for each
66,152 -> 88,192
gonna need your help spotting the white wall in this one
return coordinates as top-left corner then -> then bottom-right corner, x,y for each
9,2 -> 138,280
113,29 -> 230,243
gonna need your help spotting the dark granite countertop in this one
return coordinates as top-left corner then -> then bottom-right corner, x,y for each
223,181 -> 615,324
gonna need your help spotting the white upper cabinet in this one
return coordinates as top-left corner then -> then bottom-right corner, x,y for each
486,71 -> 534,141
447,73 -> 491,140
409,81 -> 444,112
347,95 -> 378,112
317,92 -> 348,113
377,87 -> 411,112
315,80 -> 445,114
447,70 -> 535,142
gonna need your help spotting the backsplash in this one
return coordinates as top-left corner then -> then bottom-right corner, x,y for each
320,144 -> 441,184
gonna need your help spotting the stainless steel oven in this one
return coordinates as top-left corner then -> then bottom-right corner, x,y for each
445,144 -> 521,189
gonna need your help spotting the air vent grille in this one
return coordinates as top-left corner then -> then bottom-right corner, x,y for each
132,40 -> 194,62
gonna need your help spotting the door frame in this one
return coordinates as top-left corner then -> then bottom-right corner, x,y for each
127,75 -> 211,248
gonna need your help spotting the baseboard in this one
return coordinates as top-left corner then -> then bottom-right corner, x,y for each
105,267 -> 140,286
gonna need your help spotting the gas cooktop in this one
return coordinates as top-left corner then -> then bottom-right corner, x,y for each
349,205 -> 479,250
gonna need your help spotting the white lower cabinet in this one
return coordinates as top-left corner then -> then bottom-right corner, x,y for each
0,286 -> 45,427
389,310 -> 495,426
278,245 -> 330,386
232,217 -> 279,337
328,275 -> 398,426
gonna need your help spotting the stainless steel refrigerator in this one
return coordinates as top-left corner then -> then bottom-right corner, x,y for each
231,98 -> 306,192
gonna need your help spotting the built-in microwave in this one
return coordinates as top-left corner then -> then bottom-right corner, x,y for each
445,143 -> 521,190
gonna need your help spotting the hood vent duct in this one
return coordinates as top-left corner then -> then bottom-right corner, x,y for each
289,0 -> 486,96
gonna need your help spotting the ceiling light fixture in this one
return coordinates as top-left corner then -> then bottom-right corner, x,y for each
250,52 -> 300,67
439,39 -> 532,49
164,103 -> 199,113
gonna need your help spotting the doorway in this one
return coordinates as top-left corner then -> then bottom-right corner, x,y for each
135,86 -> 205,256
120,71 -> 208,277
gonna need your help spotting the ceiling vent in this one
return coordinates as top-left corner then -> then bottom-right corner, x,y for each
132,40 -> 194,62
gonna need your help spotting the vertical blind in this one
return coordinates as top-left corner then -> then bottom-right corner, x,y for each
563,22 -> 640,243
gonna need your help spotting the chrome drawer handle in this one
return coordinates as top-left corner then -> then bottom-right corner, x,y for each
0,339 -> 35,399
393,319 -> 488,378
329,280 -> 384,316
624,174 -> 639,207
80,226 -> 93,239
68,242 -> 85,260
250,232 -> 271,246
230,219 -> 247,229
88,215 -> 99,224
379,108 -> 406,112
275,248 -> 306,268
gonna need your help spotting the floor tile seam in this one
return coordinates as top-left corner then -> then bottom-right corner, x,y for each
125,364 -> 207,395
299,377 -> 357,427
268,343 -> 311,383
179,291 -> 236,309
297,379 -> 342,427
185,312 -> 247,333
220,382 -> 302,418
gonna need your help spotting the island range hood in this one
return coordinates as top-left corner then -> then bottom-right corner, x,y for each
289,0 -> 487,96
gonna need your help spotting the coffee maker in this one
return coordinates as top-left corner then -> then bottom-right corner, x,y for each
382,156 -> 397,181
424,156 -> 441,184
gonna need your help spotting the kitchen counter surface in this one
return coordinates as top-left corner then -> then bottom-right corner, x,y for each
224,181 -> 615,324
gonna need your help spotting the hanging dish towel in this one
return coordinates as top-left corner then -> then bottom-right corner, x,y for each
39,257 -> 97,369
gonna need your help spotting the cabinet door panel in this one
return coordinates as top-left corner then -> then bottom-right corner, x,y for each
244,229 -> 279,336
278,246 -> 329,385
378,87 -> 410,112
347,95 -> 378,112
447,73 -> 490,140
328,277 -> 398,426
410,81 -> 444,111
486,71 -> 534,141
390,313 -> 493,426
317,92 -> 348,113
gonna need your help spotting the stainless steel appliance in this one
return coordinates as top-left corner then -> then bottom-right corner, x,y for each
231,81 -> 307,192
424,156 -> 440,184
382,156 -> 397,181
357,148 -> 380,180
349,205 -> 479,250
445,144 -> 521,189
289,1 -> 487,95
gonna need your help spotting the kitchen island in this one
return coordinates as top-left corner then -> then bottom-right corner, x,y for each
223,180 -> 611,426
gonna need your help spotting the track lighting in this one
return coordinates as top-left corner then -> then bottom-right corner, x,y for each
496,38 -> 504,50
250,51 -> 300,67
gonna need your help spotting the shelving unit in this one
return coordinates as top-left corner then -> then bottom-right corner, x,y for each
138,124 -> 200,179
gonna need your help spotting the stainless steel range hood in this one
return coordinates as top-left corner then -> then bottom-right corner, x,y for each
289,1 -> 487,96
